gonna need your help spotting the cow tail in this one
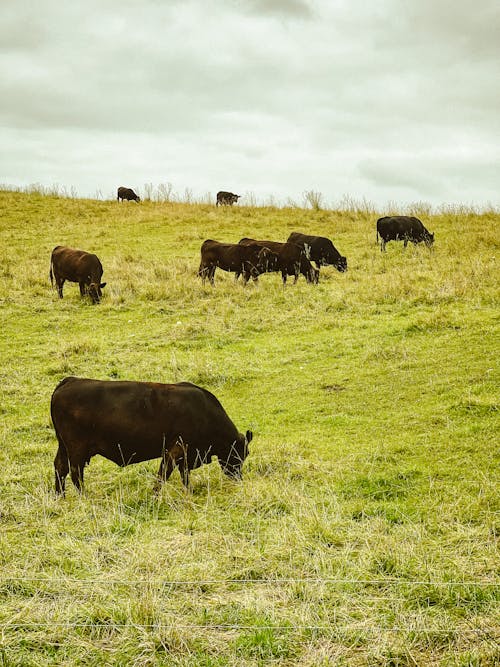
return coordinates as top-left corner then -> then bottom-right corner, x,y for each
376,230 -> 379,245
49,259 -> 54,286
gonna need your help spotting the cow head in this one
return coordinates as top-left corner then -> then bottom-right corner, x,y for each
134,195 -> 141,202
335,255 -> 348,272
424,232 -> 434,247
221,430 -> 252,480
88,282 -> 106,304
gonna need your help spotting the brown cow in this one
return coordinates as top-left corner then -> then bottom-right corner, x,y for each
117,186 -> 140,202
198,239 -> 278,285
287,232 -> 347,272
239,238 -> 319,285
216,191 -> 240,206
50,246 -> 106,304
376,216 -> 434,252
51,377 -> 252,495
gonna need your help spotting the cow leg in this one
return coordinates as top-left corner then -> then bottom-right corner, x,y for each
380,239 -> 386,252
199,265 -> 216,286
154,453 -> 176,493
69,459 -> 85,492
79,282 -> 87,296
198,263 -> 207,283
246,264 -> 260,285
281,272 -> 287,285
55,277 -> 65,297
178,459 -> 191,491
173,439 -> 191,490
154,441 -> 191,493
54,442 -> 69,495
403,239 -> 408,248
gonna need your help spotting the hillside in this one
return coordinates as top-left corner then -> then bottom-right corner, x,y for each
0,190 -> 498,666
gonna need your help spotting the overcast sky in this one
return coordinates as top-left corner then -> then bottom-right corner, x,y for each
1,0 -> 498,207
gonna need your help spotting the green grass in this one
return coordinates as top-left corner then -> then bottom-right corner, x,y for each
0,190 -> 499,666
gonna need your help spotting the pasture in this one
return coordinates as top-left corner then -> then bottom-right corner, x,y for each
0,189 -> 498,666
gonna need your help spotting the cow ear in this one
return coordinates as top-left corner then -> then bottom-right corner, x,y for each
100,282 -> 107,288
245,430 -> 253,444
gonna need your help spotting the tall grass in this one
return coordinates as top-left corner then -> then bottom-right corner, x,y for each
2,183 -> 497,214
0,190 -> 498,666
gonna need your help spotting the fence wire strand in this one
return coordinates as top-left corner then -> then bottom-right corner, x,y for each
0,622 -> 498,634
1,577 -> 498,586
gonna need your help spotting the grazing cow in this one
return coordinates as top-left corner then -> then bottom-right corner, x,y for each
239,238 -> 319,285
376,216 -> 434,252
216,191 -> 240,206
198,239 -> 278,285
117,186 -> 140,202
51,377 -> 252,495
287,232 -> 347,272
50,246 -> 106,304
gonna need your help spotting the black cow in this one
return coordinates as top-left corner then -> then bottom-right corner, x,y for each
50,246 -> 106,304
198,239 -> 278,285
376,216 -> 434,252
51,377 -> 252,495
216,191 -> 240,206
239,238 -> 319,285
287,232 -> 347,272
117,186 -> 140,202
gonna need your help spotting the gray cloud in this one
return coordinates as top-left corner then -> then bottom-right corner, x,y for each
0,0 -> 498,206
245,0 -> 313,18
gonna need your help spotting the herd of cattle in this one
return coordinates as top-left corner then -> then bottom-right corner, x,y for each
198,233 -> 348,285
47,192 -> 435,495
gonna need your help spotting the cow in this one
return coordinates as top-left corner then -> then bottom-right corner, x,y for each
216,191 -> 240,206
50,246 -> 106,304
239,238 -> 319,285
376,216 -> 434,252
51,377 -> 253,495
198,239 -> 278,285
287,232 -> 347,272
117,186 -> 140,202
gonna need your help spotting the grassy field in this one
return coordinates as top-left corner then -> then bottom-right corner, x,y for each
0,189 -> 498,666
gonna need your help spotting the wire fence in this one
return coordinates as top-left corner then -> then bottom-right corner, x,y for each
2,577 -> 498,643
1,577 -> 499,586
0,622 -> 498,648
0,623 -> 497,632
